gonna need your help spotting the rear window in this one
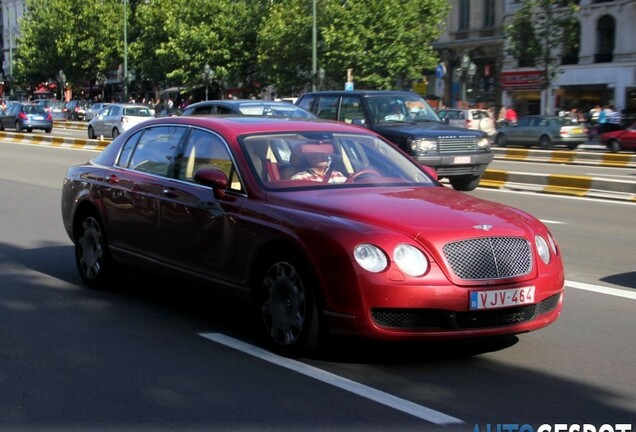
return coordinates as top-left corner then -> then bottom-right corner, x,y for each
123,107 -> 152,117
25,105 -> 47,114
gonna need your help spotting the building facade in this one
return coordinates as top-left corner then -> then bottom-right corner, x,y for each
0,0 -> 25,98
435,0 -> 636,119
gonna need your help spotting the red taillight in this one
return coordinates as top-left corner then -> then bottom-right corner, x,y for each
18,112 -> 28,120
46,113 -> 53,121
121,116 -> 129,123
465,119 -> 472,128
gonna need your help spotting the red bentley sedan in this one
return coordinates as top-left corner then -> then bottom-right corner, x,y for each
600,123 -> 636,152
61,116 -> 564,356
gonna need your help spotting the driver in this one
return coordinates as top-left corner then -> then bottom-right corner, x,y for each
290,144 -> 347,183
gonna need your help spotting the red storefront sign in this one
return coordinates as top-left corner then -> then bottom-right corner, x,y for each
501,71 -> 545,90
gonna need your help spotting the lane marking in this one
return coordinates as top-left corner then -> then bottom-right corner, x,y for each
199,332 -> 464,426
566,280 -> 636,300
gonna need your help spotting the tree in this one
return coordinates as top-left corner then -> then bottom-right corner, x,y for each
15,0 -> 124,95
505,0 -> 580,111
258,0 -> 449,95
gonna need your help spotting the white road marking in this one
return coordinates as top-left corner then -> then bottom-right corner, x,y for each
199,332 -> 464,426
566,280 -> 636,300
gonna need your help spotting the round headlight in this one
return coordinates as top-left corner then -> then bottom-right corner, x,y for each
535,235 -> 551,265
478,137 -> 491,149
354,243 -> 388,273
393,244 -> 428,277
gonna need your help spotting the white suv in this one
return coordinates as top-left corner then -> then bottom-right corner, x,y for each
438,108 -> 496,136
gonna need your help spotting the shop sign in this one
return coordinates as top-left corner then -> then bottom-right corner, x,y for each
501,71 -> 545,90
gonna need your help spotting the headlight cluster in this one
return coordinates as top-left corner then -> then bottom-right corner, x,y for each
354,243 -> 429,276
535,233 -> 559,265
477,137 -> 491,150
408,138 -> 437,152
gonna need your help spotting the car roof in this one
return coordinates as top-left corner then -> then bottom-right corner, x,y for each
129,115 -> 373,137
300,90 -> 421,97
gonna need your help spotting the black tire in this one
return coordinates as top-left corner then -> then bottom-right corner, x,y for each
74,213 -> 116,289
539,135 -> 552,150
15,122 -> 22,132
112,128 -> 120,139
45,128 -> 52,134
0,121 -> 4,131
256,256 -> 322,357
88,126 -> 96,139
495,133 -> 507,147
609,139 -> 621,153
449,174 -> 482,191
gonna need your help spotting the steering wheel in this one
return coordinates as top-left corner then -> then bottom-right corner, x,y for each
346,169 -> 381,183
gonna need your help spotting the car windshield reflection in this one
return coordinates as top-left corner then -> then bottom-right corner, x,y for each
241,132 -> 435,189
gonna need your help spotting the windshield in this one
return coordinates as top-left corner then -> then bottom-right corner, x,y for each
241,131 -> 436,190
237,103 -> 315,119
366,94 -> 440,125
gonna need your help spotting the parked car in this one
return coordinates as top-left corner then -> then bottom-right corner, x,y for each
62,116 -> 564,356
66,100 -> 90,121
84,103 -> 111,121
181,99 -> 317,119
87,103 -> 153,139
437,108 -> 496,136
599,123 -> 636,152
32,99 -> 67,121
0,103 -> 53,133
494,115 -> 588,150
296,90 -> 492,191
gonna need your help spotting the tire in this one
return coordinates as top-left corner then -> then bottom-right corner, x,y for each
88,126 -> 96,139
539,135 -> 552,150
45,128 -> 52,134
449,174 -> 482,191
74,213 -> 116,289
495,133 -> 507,147
112,128 -> 120,139
609,139 -> 621,153
15,122 -> 22,132
0,121 -> 4,131
256,256 -> 322,356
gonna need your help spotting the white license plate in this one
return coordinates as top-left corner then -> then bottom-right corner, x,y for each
453,156 -> 471,164
469,286 -> 535,310
33,116 -> 44,120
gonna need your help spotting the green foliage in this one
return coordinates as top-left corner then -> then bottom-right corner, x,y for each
505,0 -> 580,88
14,0 -> 449,98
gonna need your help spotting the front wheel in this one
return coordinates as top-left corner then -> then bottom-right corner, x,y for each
75,213 -> 116,289
257,257 -> 321,357
88,126 -> 96,139
609,139 -> 621,153
449,174 -> 482,191
539,135 -> 552,150
495,133 -> 507,147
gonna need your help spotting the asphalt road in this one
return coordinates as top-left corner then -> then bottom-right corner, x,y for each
1,140 -> 634,431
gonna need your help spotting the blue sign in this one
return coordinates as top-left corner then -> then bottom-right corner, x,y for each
435,63 -> 446,79
345,82 -> 354,91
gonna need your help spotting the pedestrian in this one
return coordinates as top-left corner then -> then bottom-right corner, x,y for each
504,105 -> 518,126
606,105 -> 622,132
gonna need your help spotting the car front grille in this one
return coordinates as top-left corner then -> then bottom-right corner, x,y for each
438,136 -> 478,152
443,237 -> 532,280
371,293 -> 561,330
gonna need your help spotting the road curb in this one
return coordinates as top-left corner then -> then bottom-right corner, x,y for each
481,169 -> 636,202
492,147 -> 636,168
0,130 -> 108,151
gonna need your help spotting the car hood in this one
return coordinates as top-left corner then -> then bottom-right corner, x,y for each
372,122 -> 485,138
270,186 -> 539,243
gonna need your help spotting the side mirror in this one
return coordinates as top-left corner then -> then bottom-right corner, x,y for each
193,168 -> 229,198
421,165 -> 438,181
440,117 -> 449,125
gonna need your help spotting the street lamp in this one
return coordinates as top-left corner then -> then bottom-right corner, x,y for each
203,64 -> 212,100
311,0 -> 317,91
57,70 -> 66,101
123,0 -> 128,101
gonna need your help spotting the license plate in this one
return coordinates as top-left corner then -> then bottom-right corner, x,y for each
33,115 -> 44,120
469,286 -> 535,310
453,156 -> 471,164
571,128 -> 582,134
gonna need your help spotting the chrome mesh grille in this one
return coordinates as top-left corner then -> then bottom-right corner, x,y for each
443,237 -> 532,280
438,136 -> 478,152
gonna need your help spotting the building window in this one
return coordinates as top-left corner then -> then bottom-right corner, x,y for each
595,15 -> 615,63
483,0 -> 495,28
561,20 -> 580,65
459,0 -> 470,31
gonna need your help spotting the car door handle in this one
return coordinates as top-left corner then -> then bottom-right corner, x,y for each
162,188 -> 179,198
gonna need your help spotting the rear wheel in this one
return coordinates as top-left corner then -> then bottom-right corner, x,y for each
449,174 -> 482,191
15,122 -> 22,132
88,126 -> 96,139
495,133 -> 507,147
609,139 -> 621,153
112,128 -> 120,139
256,256 -> 322,357
45,128 -> 52,134
74,213 -> 116,289
539,135 -> 552,149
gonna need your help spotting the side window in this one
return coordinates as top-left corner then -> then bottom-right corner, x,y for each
339,96 -> 365,124
315,96 -> 339,120
297,95 -> 315,111
517,117 -> 530,127
179,129 -> 242,191
126,126 -> 187,176
216,106 -> 233,115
